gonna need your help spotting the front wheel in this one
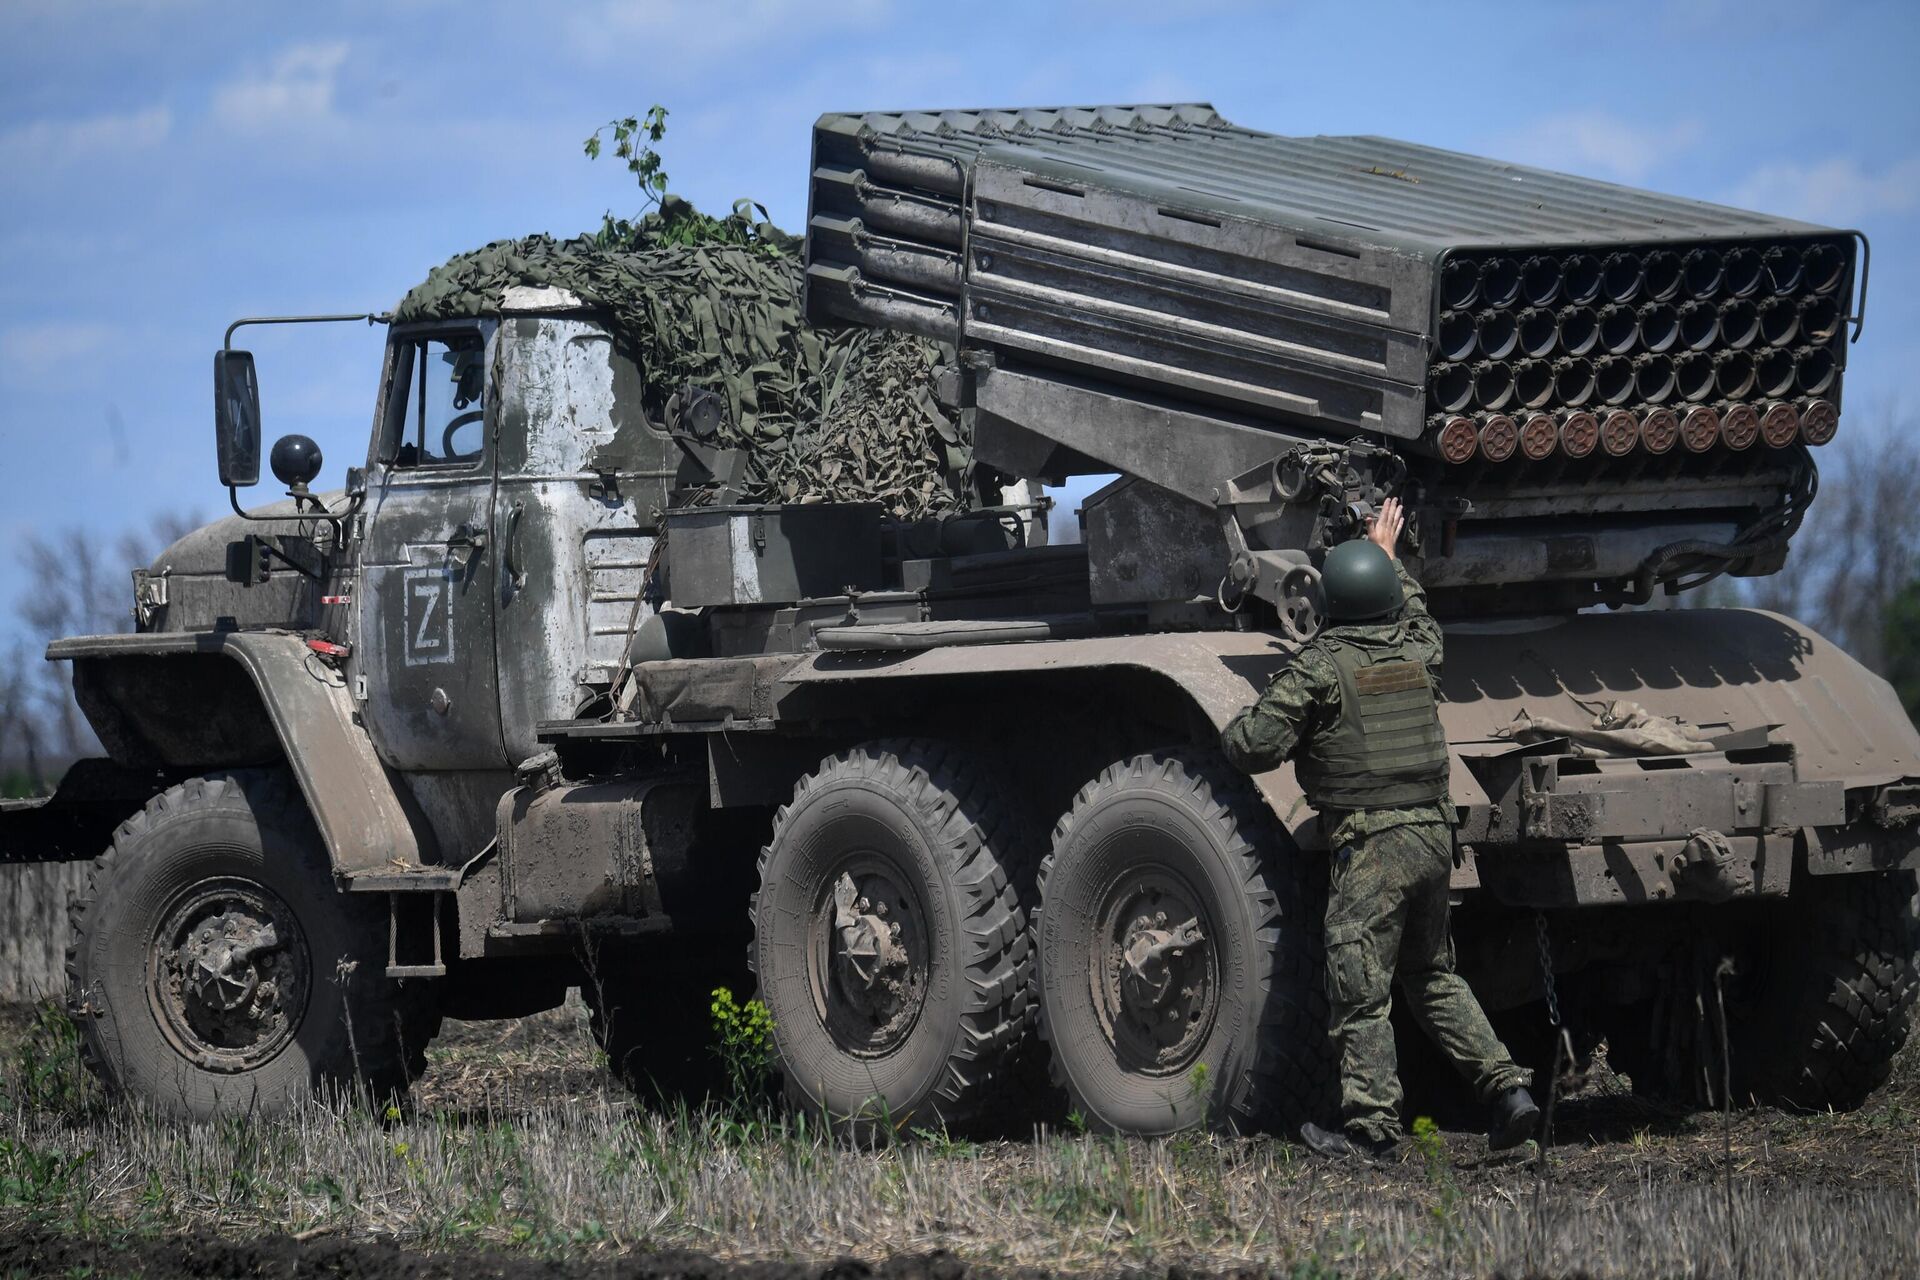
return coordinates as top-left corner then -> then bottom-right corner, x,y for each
1036,750 -> 1331,1135
751,740 -> 1033,1134
65,770 -> 439,1118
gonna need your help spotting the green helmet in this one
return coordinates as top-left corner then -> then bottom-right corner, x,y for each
1319,540 -> 1402,622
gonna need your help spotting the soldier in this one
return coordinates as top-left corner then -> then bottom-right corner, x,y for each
1221,497 -> 1540,1159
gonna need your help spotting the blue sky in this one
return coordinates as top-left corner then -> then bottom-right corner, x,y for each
2,0 -> 1917,643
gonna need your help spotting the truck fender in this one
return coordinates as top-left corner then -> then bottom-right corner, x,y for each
781,608 -> 1920,881
48,630 -> 438,883
776,630 -> 1364,851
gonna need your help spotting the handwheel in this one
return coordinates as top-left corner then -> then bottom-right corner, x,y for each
440,409 -> 486,459
1278,564 -> 1325,643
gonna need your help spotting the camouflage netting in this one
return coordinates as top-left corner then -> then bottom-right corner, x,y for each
394,229 -> 971,517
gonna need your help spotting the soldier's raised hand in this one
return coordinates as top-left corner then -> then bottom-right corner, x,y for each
1368,497 -> 1404,556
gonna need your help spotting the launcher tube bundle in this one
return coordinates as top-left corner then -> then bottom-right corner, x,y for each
804,105 -> 1863,615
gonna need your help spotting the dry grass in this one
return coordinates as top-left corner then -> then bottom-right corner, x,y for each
1,998 -> 1917,1278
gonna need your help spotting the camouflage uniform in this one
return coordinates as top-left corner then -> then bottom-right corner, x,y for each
1221,562 -> 1529,1144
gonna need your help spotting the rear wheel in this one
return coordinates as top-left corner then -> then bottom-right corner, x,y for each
65,770 -> 440,1119
751,740 -> 1034,1134
1036,749 -> 1331,1135
1604,873 -> 1920,1110
1733,872 -> 1919,1109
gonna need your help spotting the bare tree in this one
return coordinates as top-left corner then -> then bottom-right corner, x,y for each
9,511 -> 203,771
0,640 -> 45,793
1736,412 -> 1920,672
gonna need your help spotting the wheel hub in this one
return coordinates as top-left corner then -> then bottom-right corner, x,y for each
1095,875 -> 1218,1075
832,872 -> 909,999
150,879 -> 308,1073
185,914 -> 280,1011
813,866 -> 928,1056
1120,914 -> 1206,1010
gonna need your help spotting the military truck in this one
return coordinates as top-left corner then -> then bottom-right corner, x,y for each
4,104 -> 1916,1136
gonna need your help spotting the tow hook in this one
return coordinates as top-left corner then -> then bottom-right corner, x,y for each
1671,829 -> 1751,903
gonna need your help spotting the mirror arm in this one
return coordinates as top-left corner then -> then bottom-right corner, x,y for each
224,312 -> 391,351
228,485 -> 365,548
219,310 -> 387,538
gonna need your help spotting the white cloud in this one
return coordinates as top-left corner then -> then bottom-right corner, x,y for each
1726,155 -> 1920,226
0,105 -> 171,166
566,0 -> 891,66
212,41 -> 351,133
677,48 -> 969,162
1125,71 -> 1205,106
0,323 -> 116,386
1493,111 -> 1702,184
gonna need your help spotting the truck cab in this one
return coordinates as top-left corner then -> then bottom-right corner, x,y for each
350,301 -> 676,851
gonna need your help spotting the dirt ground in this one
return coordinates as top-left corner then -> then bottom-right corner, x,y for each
0,1228 -> 995,1280
1,1000 -> 1915,1278
404,999 -> 1920,1199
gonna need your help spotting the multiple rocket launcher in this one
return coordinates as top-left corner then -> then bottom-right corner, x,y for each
802,105 -> 1861,602
803,105 -> 1861,476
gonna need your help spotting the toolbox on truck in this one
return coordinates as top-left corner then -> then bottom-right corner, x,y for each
664,503 -> 883,608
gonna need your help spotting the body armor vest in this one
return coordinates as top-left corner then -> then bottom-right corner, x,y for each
1294,631 -> 1451,810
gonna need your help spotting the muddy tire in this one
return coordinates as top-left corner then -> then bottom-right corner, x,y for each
1734,871 -> 1920,1110
65,770 -> 440,1119
751,740 -> 1033,1134
1036,749 -> 1332,1135
583,940 -> 753,1104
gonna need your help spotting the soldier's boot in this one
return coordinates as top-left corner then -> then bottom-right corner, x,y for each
1300,1120 -> 1401,1161
1488,1085 -> 1541,1151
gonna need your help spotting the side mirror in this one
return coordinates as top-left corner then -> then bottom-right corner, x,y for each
214,350 -> 262,488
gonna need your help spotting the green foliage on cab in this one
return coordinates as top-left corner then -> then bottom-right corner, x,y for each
584,105 -> 797,255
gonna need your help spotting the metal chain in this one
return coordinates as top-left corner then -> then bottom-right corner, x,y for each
1534,910 -> 1562,1029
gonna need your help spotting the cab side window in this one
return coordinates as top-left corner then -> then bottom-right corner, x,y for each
386,333 -> 487,468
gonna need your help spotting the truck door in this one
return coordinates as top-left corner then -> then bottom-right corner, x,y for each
490,314 -> 678,764
356,324 -> 508,770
